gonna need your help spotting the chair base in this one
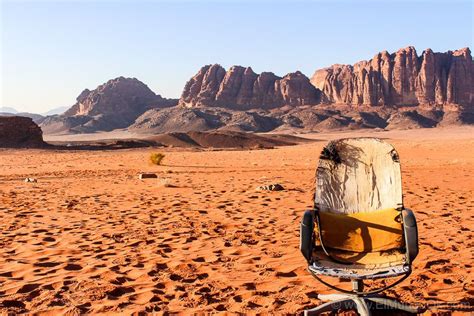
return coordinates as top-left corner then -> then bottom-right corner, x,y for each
304,293 -> 420,316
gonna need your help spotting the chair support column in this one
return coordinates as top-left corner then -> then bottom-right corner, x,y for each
352,279 -> 363,293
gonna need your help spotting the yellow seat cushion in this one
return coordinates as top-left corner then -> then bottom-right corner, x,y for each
318,208 -> 404,252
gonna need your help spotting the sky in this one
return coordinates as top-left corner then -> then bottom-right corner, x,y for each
1,0 -> 473,113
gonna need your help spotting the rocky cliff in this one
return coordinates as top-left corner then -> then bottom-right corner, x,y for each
179,65 -> 320,109
311,47 -> 474,107
0,116 -> 45,147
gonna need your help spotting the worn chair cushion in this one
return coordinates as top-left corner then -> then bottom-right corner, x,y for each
312,247 -> 406,268
319,208 -> 404,252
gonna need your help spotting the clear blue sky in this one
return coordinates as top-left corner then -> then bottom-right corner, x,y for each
1,0 -> 473,113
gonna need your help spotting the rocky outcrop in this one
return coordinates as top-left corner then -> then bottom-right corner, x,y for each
64,77 -> 177,125
41,77 -> 178,133
130,107 -> 281,133
179,65 -> 320,109
311,47 -> 474,108
0,116 -> 45,147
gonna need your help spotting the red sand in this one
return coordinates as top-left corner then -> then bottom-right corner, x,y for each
0,127 -> 473,314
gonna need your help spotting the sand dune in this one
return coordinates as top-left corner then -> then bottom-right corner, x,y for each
0,127 -> 472,314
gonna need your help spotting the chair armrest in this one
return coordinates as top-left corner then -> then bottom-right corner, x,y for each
402,208 -> 419,263
300,209 -> 315,263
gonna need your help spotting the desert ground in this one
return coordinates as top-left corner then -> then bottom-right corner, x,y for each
0,127 -> 473,315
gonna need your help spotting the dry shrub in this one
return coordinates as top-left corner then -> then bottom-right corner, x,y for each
150,153 -> 165,165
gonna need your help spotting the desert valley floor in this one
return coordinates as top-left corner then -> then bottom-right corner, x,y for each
0,127 -> 473,315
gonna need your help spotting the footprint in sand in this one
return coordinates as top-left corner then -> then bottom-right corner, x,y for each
107,286 -> 135,298
34,261 -> 61,268
1,300 -> 26,309
192,257 -> 206,263
64,263 -> 83,271
243,282 -> 256,290
424,259 -> 450,269
16,283 -> 41,294
276,271 -> 297,278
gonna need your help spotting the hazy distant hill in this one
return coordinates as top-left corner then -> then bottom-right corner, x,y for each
0,111 -> 45,124
42,106 -> 69,116
0,107 -> 18,113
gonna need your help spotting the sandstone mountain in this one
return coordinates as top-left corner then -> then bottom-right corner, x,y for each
39,47 -> 474,135
41,77 -> 178,134
0,116 -> 45,147
179,65 -> 320,109
311,47 -> 474,108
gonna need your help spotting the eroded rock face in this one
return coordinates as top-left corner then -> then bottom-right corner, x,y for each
0,116 -> 45,147
179,65 -> 320,109
311,47 -> 474,107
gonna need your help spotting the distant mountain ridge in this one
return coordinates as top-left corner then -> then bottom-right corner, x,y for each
0,107 -> 18,113
37,46 -> 473,135
1,106 -> 69,116
42,106 -> 69,116
0,111 -> 45,124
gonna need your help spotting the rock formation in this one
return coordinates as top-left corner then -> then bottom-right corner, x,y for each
179,65 -> 320,109
64,77 -> 177,126
40,46 -> 473,135
0,116 -> 45,147
41,77 -> 178,133
311,47 -> 474,108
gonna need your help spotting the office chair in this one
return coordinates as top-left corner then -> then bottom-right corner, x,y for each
300,138 -> 421,315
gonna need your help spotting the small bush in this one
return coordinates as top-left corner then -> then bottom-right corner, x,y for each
150,153 -> 165,165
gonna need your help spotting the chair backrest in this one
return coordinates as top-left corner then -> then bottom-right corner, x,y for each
315,138 -> 403,214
